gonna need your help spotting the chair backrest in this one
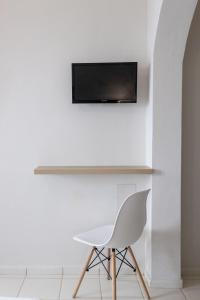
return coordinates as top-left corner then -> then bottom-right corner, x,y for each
107,189 -> 150,248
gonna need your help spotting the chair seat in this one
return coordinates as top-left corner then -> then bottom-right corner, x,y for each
73,224 -> 114,247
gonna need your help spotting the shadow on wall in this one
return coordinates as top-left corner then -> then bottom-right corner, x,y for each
182,0 -> 200,276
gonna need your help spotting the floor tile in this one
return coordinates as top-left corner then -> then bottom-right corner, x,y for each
148,287 -> 186,300
18,278 -> 61,300
117,274 -> 138,281
99,273 -> 137,280
182,289 -> 200,300
182,279 -> 200,300
100,277 -> 143,299
1,275 -> 200,300
0,277 -> 24,297
60,277 -> 101,300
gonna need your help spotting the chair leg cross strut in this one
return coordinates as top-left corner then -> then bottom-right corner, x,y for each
72,246 -> 150,300
86,247 -> 136,279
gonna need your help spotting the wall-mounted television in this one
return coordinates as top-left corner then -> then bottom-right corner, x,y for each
72,62 -> 137,103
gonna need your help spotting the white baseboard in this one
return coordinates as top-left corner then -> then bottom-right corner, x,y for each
27,266 -> 63,276
182,267 -> 200,279
63,265 -> 99,275
0,265 -> 99,276
146,273 -> 183,288
0,265 -> 131,277
0,266 -> 26,276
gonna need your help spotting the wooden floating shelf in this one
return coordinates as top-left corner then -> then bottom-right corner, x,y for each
34,166 -> 153,175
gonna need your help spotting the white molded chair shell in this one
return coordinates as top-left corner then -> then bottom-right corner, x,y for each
73,189 -> 150,248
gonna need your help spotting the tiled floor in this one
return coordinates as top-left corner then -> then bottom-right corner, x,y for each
0,273 -> 199,300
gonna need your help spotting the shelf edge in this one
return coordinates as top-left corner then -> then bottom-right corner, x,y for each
34,166 -> 154,175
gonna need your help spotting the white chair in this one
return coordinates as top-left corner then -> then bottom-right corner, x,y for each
72,189 -> 150,300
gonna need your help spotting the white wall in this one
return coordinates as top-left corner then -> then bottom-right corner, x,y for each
145,0 -> 163,166
0,0 -> 149,272
145,0 -> 163,280
182,0 -> 200,277
147,0 -> 198,288
147,0 -> 163,60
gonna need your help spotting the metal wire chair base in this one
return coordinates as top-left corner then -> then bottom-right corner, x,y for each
86,247 -> 136,279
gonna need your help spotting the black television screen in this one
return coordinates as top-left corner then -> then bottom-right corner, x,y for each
72,62 -> 137,103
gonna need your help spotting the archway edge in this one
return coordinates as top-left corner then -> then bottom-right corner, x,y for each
147,0 -> 198,288
154,0 -> 198,60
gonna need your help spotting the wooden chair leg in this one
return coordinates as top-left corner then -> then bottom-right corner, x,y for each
111,249 -> 117,300
128,246 -> 150,299
72,247 -> 95,298
107,248 -> 111,280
